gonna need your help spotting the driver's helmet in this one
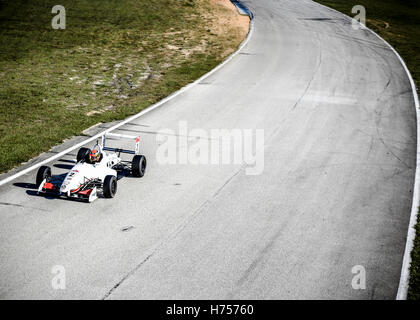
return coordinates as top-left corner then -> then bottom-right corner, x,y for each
89,145 -> 101,163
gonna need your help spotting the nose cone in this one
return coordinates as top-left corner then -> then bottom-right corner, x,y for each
60,178 -> 81,195
60,182 -> 71,193
60,166 -> 83,193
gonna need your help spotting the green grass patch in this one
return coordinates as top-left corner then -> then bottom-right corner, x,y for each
409,209 -> 420,300
0,0 -> 247,172
314,0 -> 420,300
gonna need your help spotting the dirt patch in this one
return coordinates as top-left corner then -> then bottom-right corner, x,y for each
201,0 -> 250,57
367,19 -> 390,30
208,0 -> 249,35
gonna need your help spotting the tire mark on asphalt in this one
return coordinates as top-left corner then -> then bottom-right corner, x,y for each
292,31 -> 322,110
0,202 -> 50,212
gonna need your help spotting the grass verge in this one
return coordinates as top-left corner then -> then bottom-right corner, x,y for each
314,0 -> 419,300
409,208 -> 420,299
0,0 -> 249,173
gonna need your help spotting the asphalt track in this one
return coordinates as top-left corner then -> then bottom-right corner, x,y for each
0,0 -> 417,299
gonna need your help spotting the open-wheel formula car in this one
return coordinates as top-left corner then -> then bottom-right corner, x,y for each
36,133 -> 146,202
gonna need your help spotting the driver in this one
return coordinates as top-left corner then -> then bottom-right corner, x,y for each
89,148 -> 101,163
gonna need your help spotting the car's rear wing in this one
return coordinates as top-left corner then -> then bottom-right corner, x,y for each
101,132 -> 141,155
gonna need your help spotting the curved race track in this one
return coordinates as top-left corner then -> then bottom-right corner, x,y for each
0,0 -> 416,299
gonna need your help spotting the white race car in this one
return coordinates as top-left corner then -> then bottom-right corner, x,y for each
36,133 -> 146,202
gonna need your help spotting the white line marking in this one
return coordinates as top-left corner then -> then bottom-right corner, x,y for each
314,0 -> 419,300
0,19 -> 254,188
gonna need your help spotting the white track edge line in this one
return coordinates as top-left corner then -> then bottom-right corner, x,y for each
0,18 -> 254,188
313,0 -> 419,300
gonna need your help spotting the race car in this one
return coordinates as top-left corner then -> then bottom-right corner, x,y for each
36,133 -> 146,202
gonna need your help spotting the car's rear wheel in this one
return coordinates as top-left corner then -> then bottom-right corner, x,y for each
36,166 -> 51,187
77,147 -> 91,163
132,155 -> 146,177
103,175 -> 117,198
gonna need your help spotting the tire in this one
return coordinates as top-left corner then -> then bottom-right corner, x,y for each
132,155 -> 146,177
77,147 -> 91,163
103,175 -> 117,198
36,166 -> 51,187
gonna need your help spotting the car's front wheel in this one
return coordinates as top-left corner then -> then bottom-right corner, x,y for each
103,175 -> 117,198
36,166 -> 51,187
